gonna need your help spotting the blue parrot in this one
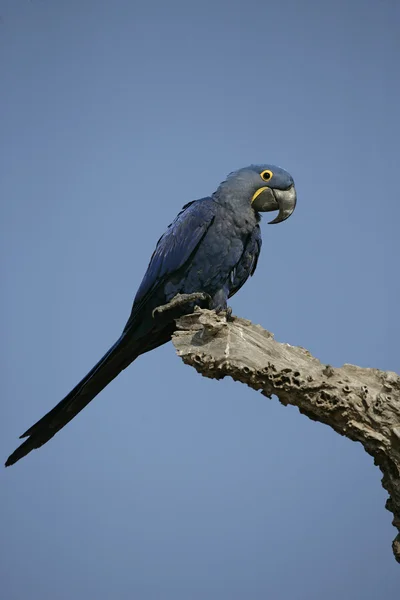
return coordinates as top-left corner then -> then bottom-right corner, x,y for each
6,164 -> 296,466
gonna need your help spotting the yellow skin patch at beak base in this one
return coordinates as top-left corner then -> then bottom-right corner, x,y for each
251,186 -> 269,204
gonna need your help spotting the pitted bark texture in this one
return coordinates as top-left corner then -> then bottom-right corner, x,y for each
172,308 -> 400,563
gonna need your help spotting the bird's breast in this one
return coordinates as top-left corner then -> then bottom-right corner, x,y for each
164,208 -> 257,300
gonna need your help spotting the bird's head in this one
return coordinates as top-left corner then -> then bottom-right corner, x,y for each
215,164 -> 297,224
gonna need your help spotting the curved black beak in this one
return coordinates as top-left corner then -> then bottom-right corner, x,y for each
251,185 -> 297,224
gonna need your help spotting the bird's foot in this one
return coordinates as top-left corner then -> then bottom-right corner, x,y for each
152,293 -> 212,318
224,306 -> 234,322
216,306 -> 234,322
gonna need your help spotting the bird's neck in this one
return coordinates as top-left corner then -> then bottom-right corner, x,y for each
212,188 -> 260,225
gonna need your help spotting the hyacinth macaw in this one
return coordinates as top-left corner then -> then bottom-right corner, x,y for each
6,164 -> 296,466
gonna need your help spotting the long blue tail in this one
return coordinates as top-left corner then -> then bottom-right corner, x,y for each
5,332 -> 137,467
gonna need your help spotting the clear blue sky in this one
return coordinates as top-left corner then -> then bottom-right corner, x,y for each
1,0 -> 399,597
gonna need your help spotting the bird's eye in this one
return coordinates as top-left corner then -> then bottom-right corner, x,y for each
260,170 -> 273,181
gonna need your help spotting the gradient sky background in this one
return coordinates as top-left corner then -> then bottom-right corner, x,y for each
1,0 -> 399,598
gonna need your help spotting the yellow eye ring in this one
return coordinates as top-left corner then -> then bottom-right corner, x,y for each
260,169 -> 273,182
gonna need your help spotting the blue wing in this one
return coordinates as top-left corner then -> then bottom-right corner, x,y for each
228,224 -> 262,298
124,198 -> 217,330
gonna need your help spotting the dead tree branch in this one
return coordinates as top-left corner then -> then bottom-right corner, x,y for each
171,308 -> 400,563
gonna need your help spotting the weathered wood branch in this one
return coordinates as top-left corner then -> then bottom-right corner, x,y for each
171,308 -> 400,563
